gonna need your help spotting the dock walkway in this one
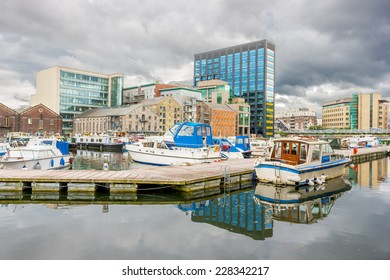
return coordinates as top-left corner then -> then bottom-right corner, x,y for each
0,159 -> 257,193
334,146 -> 390,163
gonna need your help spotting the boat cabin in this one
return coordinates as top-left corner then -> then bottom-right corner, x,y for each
167,122 -> 213,148
269,138 -> 335,166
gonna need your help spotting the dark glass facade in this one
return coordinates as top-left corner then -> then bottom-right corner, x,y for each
194,40 -> 275,136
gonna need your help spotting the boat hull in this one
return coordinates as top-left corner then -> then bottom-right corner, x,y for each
254,158 -> 351,185
0,155 -> 72,170
127,146 -> 221,166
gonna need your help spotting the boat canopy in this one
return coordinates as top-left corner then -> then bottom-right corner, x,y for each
169,122 -> 214,148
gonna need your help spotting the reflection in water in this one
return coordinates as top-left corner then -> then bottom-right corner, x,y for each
177,190 -> 273,240
346,157 -> 388,188
71,150 -> 133,170
254,177 -> 352,224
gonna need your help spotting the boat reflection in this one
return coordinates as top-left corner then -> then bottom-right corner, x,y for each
254,177 -> 351,224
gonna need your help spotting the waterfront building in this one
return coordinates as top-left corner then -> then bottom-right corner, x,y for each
322,98 -> 353,129
142,96 -> 182,133
322,93 -> 388,130
0,103 -> 62,137
30,66 -> 124,136
159,87 -> 202,122
275,108 -> 317,130
0,103 -> 18,137
196,102 -> 236,137
197,80 -> 230,104
17,103 -> 63,136
356,93 -> 388,130
73,104 -> 159,135
194,39 -> 276,137
228,98 -> 251,135
122,83 -> 177,105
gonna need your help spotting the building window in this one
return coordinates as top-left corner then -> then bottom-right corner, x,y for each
50,119 -> 54,126
28,118 -> 33,125
39,120 -> 43,129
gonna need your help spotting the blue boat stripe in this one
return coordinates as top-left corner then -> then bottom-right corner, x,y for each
255,159 -> 350,174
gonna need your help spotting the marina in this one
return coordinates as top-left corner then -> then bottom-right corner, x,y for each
0,154 -> 389,259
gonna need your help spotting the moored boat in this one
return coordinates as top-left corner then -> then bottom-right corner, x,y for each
125,122 -> 221,166
0,138 -> 73,170
254,137 -> 351,186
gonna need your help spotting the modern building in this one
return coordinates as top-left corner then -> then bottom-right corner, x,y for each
228,98 -> 250,135
197,80 -> 231,104
322,98 -> 353,129
356,93 -> 388,130
30,66 -> 124,136
322,93 -> 388,130
275,108 -> 318,130
73,104 -> 160,135
194,40 -> 275,137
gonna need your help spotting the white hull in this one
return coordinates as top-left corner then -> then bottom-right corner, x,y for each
0,155 -> 71,170
127,145 -> 221,166
254,158 -> 350,186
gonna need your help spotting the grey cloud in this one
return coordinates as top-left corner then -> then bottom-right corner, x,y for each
0,0 -> 389,111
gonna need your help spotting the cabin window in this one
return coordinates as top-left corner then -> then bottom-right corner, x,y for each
300,144 -> 308,160
322,144 -> 333,154
291,143 -> 298,155
312,144 -> 321,161
178,125 -> 194,136
282,142 -> 290,154
273,142 -> 282,159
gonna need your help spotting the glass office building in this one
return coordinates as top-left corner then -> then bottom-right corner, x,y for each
194,40 -> 275,136
31,66 -> 124,135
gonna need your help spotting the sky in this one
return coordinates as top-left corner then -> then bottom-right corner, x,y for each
1,0 -> 389,116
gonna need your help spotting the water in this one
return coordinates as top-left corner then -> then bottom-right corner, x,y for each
0,150 -> 389,260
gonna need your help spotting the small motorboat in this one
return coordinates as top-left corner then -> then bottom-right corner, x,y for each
254,137 -> 351,186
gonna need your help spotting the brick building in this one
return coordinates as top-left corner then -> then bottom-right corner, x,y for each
0,103 -> 18,137
18,104 -> 62,135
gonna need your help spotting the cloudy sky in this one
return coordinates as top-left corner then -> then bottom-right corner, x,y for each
1,0 -> 389,115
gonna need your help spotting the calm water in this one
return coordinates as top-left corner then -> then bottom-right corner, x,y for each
0,150 -> 389,260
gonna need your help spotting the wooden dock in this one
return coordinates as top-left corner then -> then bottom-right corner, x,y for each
334,146 -> 390,163
0,158 -> 257,193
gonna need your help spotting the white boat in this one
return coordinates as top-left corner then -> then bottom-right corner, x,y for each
126,122 -> 221,166
254,137 -> 351,186
0,143 -> 10,157
341,134 -> 379,149
0,138 -> 73,170
250,138 -> 273,157
253,177 -> 352,224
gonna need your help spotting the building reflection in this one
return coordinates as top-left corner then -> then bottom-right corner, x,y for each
177,190 -> 274,240
346,158 -> 388,188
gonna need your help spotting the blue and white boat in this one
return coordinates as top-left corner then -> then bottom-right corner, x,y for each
125,122 -> 221,166
254,137 -> 351,186
0,138 -> 72,170
227,135 -> 252,158
212,137 -> 244,159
